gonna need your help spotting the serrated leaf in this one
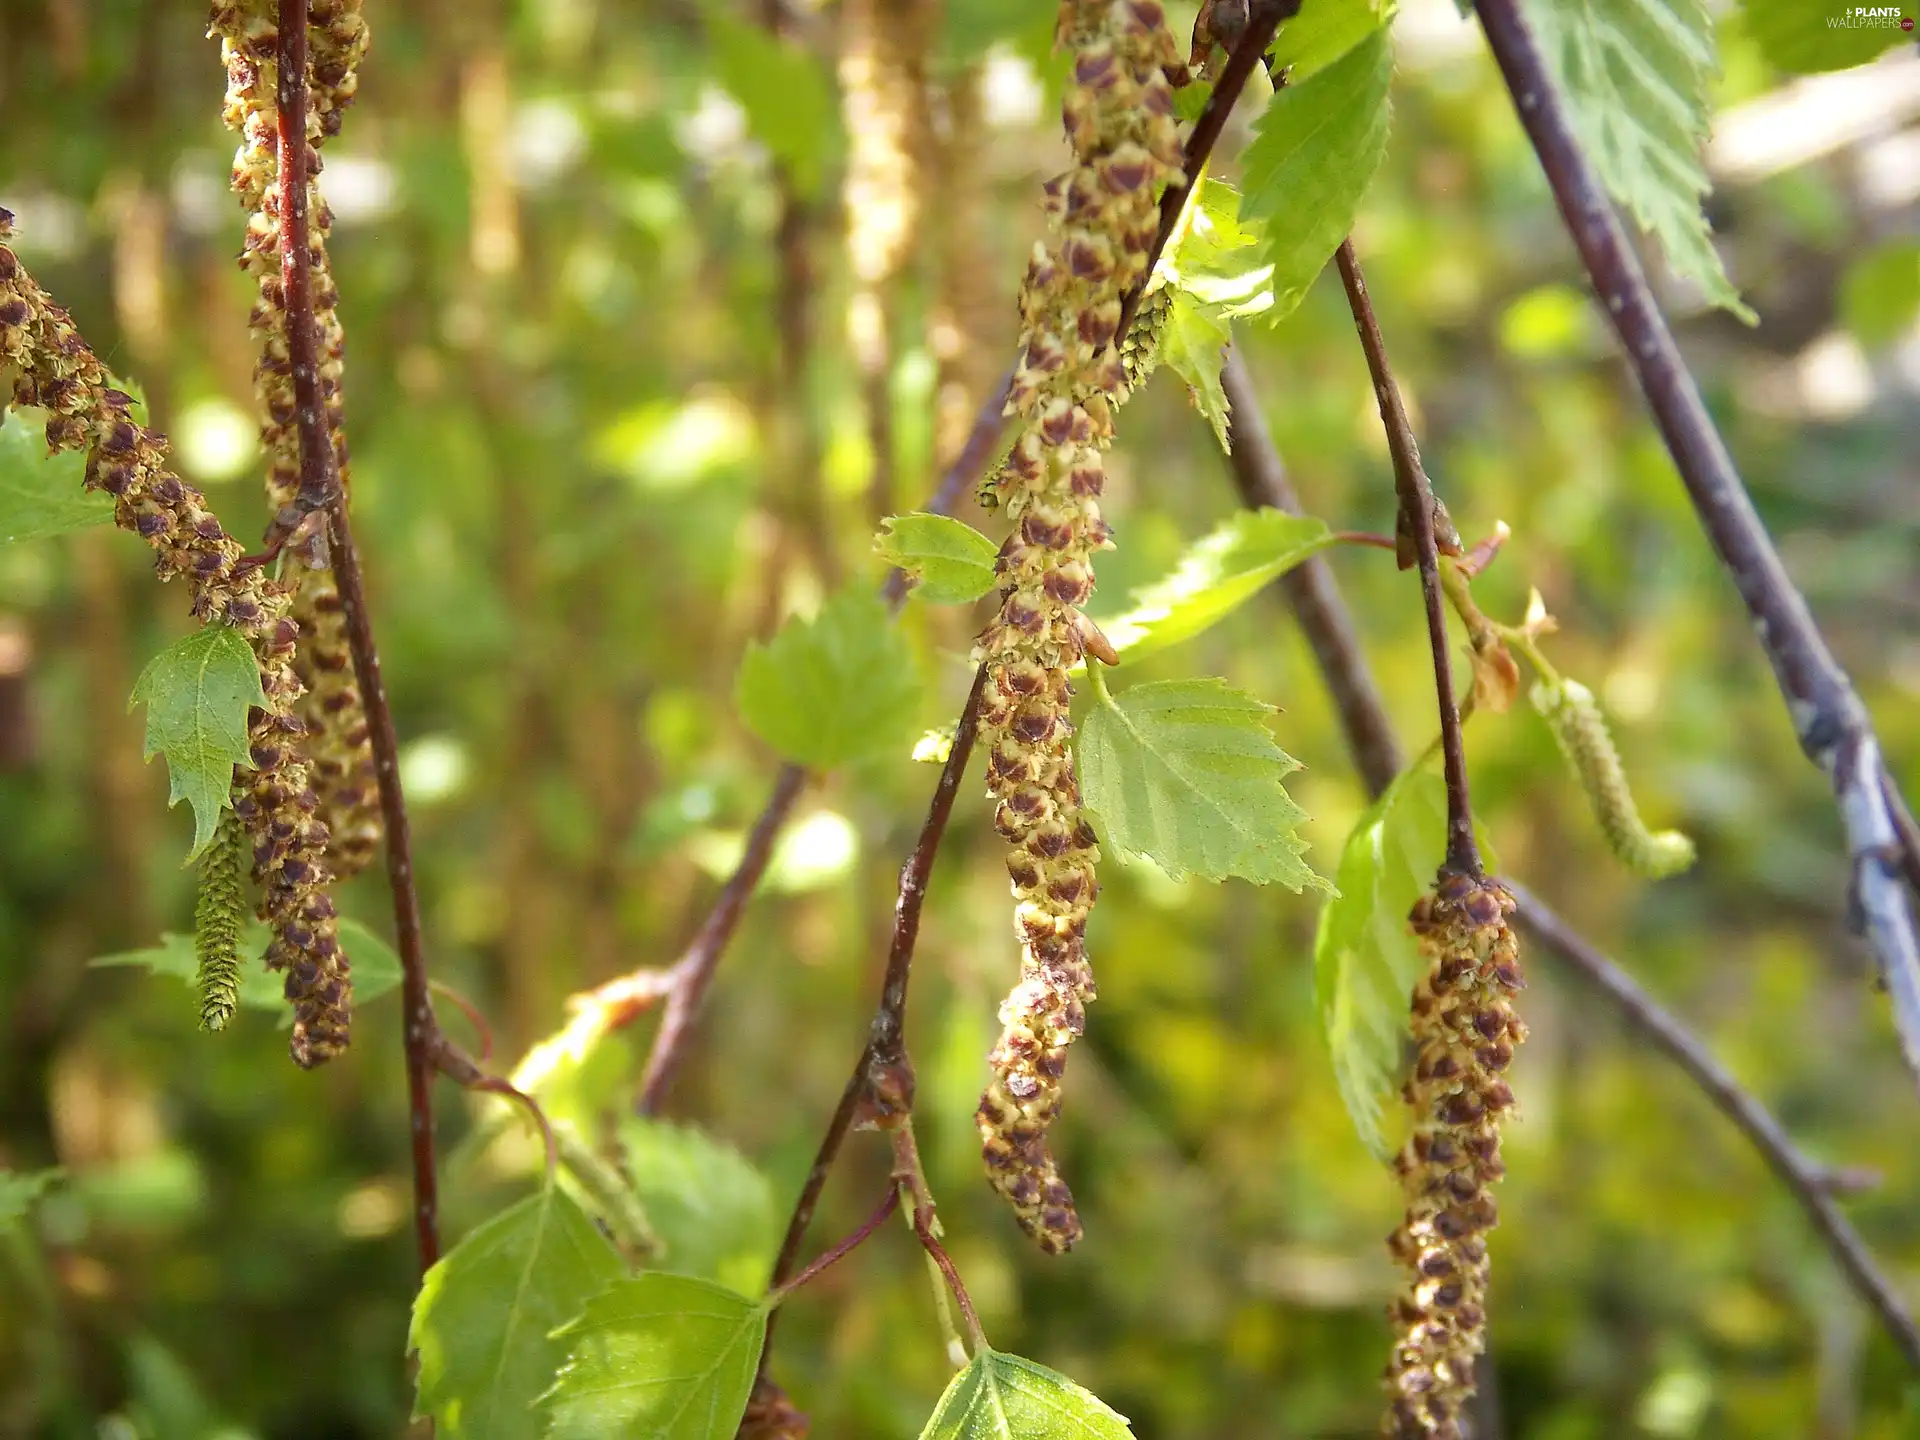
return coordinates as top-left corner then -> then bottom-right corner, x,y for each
1311,764 -> 1499,1159
0,405 -> 113,544
734,587 -> 923,769
1269,0 -> 1394,84
615,1119 -> 776,1296
92,917 -> 401,1016
337,917 -> 404,1005
875,513 -> 1000,604
128,626 -> 265,862
410,1188 -> 624,1440
1159,180 -> 1273,320
1739,0 -> 1908,75
0,1168 -> 63,1230
543,1274 -> 765,1440
1090,509 -> 1336,666
1523,0 -> 1754,321
706,6 -> 842,199
1241,27 -> 1394,325
1158,295 -> 1233,453
918,1350 -> 1135,1440
1078,677 -> 1329,890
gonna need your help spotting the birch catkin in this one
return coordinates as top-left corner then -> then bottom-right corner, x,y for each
1531,678 -> 1695,879
972,0 -> 1184,1255
196,806 -> 251,1033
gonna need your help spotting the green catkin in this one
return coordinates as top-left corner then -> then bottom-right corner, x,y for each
971,0 -> 1185,1256
195,807 -> 251,1033
1384,874 -> 1526,1439
1530,677 -> 1696,879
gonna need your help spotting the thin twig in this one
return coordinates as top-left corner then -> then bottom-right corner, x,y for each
1217,347 -> 1920,1375
1333,240 -> 1479,877
1508,882 -> 1920,1371
768,1185 -> 901,1304
1473,0 -> 1920,1097
274,0 -> 441,1273
892,1119 -> 986,1354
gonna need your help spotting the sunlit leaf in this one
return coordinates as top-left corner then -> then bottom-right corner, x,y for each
128,627 -> 265,862
1269,0 -> 1394,84
1090,509 -> 1335,666
0,406 -> 112,544
1159,180 -> 1273,320
875,513 -> 1000,604
1524,0 -> 1754,320
1241,27 -> 1394,324
616,1119 -> 777,1296
918,1350 -> 1135,1439
92,917 -> 402,1014
734,587 -> 923,768
543,1274 -> 765,1440
410,1188 -> 624,1439
1078,677 -> 1329,890
1158,296 -> 1233,454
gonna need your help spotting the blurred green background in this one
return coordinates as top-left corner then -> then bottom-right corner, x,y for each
2,1 -> 1918,1435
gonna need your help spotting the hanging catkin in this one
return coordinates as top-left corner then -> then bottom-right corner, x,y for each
972,0 -> 1185,1255
196,804 -> 251,1032
1530,677 -> 1695,879
213,0 -> 382,881
0,210 -> 352,1067
1383,873 -> 1526,1438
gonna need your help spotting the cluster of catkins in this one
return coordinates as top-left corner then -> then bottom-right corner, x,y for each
212,0 -> 382,881
1383,872 -> 1526,1438
0,209 -> 352,1066
971,0 -> 1185,1255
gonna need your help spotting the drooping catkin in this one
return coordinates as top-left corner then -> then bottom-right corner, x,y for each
196,805 -> 251,1032
971,0 -> 1185,1256
1383,873 -> 1525,1439
0,210 -> 352,1068
213,0 -> 382,881
1529,677 -> 1695,879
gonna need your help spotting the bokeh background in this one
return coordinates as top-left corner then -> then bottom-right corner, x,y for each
2,1 -> 1918,1435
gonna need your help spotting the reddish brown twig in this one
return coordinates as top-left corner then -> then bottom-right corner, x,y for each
429,979 -> 495,1064
767,1185 -> 902,1305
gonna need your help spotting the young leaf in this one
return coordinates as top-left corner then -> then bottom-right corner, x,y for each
1241,27 -> 1394,325
1523,0 -> 1755,321
0,406 -> 112,544
128,626 -> 265,862
734,586 -> 923,769
410,1188 -> 624,1440
93,919 -> 402,1013
706,6 -> 842,199
1158,295 -> 1233,454
875,513 -> 1000,604
1077,676 -> 1329,891
1739,0 -> 1908,75
0,1168 -> 63,1230
1090,509 -> 1335,666
918,1350 -> 1135,1440
543,1274 -> 765,1440
1159,180 -> 1273,320
615,1119 -> 777,1296
337,917 -> 405,1004
1269,0 -> 1393,84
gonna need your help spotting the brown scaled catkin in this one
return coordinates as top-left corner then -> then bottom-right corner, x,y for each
0,210 -> 353,1068
214,0 -> 382,881
972,0 -> 1184,1256
1383,873 -> 1526,1438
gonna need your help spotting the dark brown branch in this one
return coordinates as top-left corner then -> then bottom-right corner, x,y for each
275,0 -> 441,1272
1217,348 -> 1920,1376
1508,882 -> 1920,1371
1472,0 -> 1920,1095
1333,240 -> 1479,877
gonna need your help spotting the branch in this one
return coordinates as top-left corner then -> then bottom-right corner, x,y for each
1472,0 -> 1920,1098
1508,882 -> 1920,1371
1218,347 -> 1920,1374
1333,240 -> 1479,877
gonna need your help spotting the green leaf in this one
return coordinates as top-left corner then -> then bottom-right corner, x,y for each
615,1119 -> 777,1296
1240,27 -> 1394,325
706,7 -> 841,199
1158,295 -> 1233,453
918,1350 -> 1135,1440
1090,509 -> 1336,666
1739,0 -> 1909,74
1159,180 -> 1273,320
543,1274 -> 765,1440
1269,0 -> 1394,84
129,626 -> 265,862
337,917 -> 405,1005
875,513 -> 1001,604
411,1188 -> 625,1440
0,1168 -> 63,1230
92,918 -> 402,1015
1077,676 -> 1329,891
0,405 -> 113,544
1523,0 -> 1755,321
734,586 -> 923,769
1840,240 -> 1920,351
